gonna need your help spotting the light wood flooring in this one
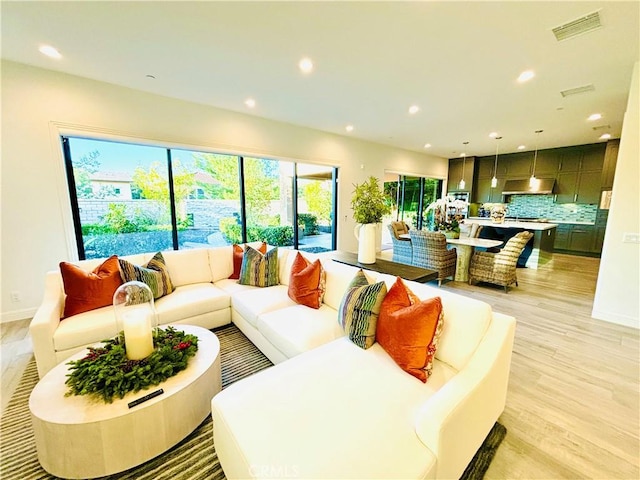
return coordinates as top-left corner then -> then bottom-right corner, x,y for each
1,253 -> 638,478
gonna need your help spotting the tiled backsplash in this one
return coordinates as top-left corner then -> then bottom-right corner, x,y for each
495,195 -> 598,223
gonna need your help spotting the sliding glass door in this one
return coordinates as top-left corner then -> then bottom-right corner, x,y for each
296,163 -> 336,253
383,173 -> 443,233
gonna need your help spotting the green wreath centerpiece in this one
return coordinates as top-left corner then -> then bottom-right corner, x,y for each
65,326 -> 199,403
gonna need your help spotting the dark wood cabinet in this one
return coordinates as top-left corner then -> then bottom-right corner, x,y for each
558,149 -> 582,172
593,210 -> 609,253
576,170 -> 602,204
554,225 -> 571,250
580,144 -> 607,171
503,152 -> 532,178
532,150 -> 559,176
474,177 -> 505,203
473,157 -> 507,203
569,225 -> 595,252
447,157 -> 475,193
601,139 -> 620,189
555,171 -> 579,203
457,142 -> 607,205
554,222 -> 604,254
554,144 -> 605,204
556,169 -> 602,204
594,225 -> 607,252
476,157 -> 496,179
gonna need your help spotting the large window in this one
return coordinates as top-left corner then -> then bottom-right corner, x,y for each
63,136 -> 338,259
172,149 -> 241,248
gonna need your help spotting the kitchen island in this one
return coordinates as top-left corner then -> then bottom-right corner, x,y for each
464,218 -> 557,269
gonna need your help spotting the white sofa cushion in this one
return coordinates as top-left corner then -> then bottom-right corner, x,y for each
231,285 -> 296,328
256,304 -> 343,358
436,292 -> 492,371
54,306 -> 117,351
277,248 -> 293,285
161,248 -> 212,287
320,259 -> 374,310
212,337 -> 457,480
208,246 -> 235,282
154,283 -> 230,324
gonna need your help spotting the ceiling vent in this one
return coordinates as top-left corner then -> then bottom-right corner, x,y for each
552,11 -> 602,41
560,84 -> 595,97
592,124 -> 611,131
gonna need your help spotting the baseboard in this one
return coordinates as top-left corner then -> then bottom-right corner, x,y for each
591,309 -> 639,329
1,308 -> 37,324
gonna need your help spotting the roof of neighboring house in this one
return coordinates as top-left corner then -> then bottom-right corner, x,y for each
194,171 -> 218,185
90,171 -> 133,182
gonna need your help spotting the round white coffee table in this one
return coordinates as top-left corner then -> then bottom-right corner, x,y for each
29,325 -> 221,479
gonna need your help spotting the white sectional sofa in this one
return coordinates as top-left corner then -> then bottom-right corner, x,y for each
30,245 -> 516,479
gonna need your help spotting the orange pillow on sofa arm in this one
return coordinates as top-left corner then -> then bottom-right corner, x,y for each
59,255 -> 123,318
376,277 -> 444,383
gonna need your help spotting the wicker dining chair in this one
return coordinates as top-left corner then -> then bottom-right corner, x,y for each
468,231 -> 534,292
387,222 -> 413,265
408,230 -> 457,286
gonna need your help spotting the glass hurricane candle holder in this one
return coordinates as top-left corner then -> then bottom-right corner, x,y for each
113,281 -> 157,360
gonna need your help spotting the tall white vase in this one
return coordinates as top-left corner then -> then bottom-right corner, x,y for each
354,223 -> 377,264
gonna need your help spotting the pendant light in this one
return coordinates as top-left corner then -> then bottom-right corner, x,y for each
491,136 -> 502,188
459,141 -> 469,190
529,130 -> 543,188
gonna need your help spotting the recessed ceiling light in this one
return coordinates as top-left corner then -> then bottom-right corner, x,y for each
489,132 -> 498,138
408,105 -> 420,115
345,125 -> 354,132
518,145 -> 526,150
599,133 -> 611,140
244,98 -> 256,108
424,143 -> 432,149
588,113 -> 602,121
298,57 -> 314,74
517,70 -> 535,83
39,45 -> 62,59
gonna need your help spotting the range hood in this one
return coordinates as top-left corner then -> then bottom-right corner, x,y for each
502,178 -> 556,195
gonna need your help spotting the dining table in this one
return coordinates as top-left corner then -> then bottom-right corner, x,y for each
398,234 -> 503,282
444,237 -> 504,281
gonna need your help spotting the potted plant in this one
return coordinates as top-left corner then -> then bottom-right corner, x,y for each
351,176 -> 391,263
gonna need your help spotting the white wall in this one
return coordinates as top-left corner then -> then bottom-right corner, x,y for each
0,60 -> 448,321
593,62 -> 640,329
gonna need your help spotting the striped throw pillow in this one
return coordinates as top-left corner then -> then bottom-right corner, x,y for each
239,246 -> 279,287
338,269 -> 387,349
118,252 -> 174,299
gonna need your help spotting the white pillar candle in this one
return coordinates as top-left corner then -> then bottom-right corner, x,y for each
122,309 -> 154,360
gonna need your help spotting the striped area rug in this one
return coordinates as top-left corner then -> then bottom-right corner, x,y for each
1,324 -> 504,480
0,324 -> 272,480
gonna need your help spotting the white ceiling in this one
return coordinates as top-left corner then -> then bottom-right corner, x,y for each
2,1 -> 638,158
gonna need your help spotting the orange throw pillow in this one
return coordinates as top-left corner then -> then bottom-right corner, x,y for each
287,252 -> 325,309
376,277 -> 444,382
230,242 -> 267,279
60,255 -> 123,318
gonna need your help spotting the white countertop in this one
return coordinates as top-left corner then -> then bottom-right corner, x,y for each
549,220 -> 595,225
464,218 -> 558,230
